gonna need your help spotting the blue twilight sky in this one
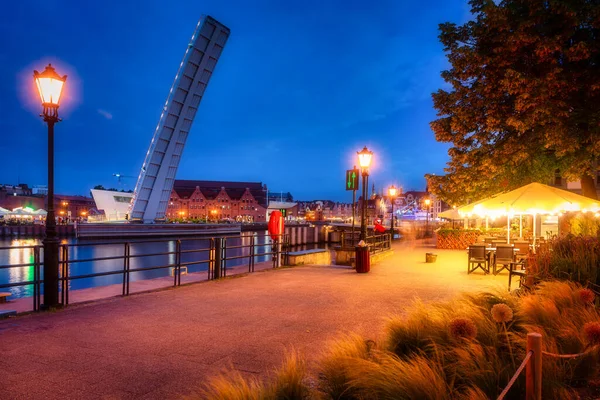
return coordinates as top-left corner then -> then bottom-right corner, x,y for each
0,0 -> 470,201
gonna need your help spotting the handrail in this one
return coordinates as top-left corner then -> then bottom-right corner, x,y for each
0,233 -> 292,311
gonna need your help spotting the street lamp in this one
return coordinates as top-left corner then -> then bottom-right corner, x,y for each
357,146 -> 373,240
34,64 -> 67,309
424,198 -> 431,233
388,185 -> 397,238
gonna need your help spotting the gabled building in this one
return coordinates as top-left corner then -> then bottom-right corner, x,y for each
166,180 -> 268,222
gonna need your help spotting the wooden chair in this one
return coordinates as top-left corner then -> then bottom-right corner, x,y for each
468,245 -> 489,274
494,244 -> 515,275
492,239 -> 507,247
508,259 -> 527,291
513,241 -> 530,263
483,237 -> 495,245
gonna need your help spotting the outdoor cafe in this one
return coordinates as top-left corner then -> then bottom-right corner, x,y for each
439,183 -> 600,290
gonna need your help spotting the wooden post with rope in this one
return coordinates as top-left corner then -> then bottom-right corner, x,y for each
526,332 -> 542,400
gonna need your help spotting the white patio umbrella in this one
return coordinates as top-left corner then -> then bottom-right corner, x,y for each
458,182 -> 600,244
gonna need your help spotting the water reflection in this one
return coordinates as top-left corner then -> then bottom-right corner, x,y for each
1,233 -> 326,299
0,232 -> 294,299
2,239 -> 41,298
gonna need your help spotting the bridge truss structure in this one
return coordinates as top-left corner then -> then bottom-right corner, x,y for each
129,16 -> 230,222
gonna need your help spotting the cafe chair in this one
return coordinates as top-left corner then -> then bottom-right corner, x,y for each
513,241 -> 530,263
468,245 -> 489,274
494,244 -> 515,275
508,260 -> 527,291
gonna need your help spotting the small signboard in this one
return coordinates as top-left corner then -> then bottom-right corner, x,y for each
345,169 -> 359,191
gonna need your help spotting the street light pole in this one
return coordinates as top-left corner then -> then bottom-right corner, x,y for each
34,64 -> 67,309
361,171 -> 368,240
388,185 -> 397,238
424,198 -> 431,235
357,147 -> 373,241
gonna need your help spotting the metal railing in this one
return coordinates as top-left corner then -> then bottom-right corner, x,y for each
340,231 -> 392,253
0,233 -> 289,312
0,244 -> 42,311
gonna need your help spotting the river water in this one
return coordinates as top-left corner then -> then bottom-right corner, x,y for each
0,232 -> 316,299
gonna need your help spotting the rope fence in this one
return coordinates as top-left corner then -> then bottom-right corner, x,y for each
498,332 -> 591,400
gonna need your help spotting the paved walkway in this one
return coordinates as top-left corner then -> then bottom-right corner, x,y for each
0,241 -> 506,399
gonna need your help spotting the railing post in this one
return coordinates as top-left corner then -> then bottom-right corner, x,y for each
175,240 -> 181,286
33,246 -> 40,312
214,238 -> 222,279
125,243 -> 131,295
248,236 -> 252,273
526,332 -> 542,400
208,238 -> 215,280
223,238 -> 227,277
251,235 -> 255,272
63,245 -> 69,306
122,242 -> 128,296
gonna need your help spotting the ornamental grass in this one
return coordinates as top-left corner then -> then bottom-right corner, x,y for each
194,281 -> 599,399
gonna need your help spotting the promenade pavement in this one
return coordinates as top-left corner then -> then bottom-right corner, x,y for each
0,240 -> 506,399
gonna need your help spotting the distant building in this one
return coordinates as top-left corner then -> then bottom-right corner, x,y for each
268,191 -> 294,203
0,183 -> 45,211
296,200 -> 354,221
550,166 -> 600,198
267,201 -> 298,220
53,194 -> 97,220
166,180 -> 269,222
32,185 -> 48,196
90,189 -> 133,221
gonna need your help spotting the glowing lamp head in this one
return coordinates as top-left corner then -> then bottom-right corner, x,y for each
34,64 -> 67,120
424,198 -> 431,206
357,146 -> 373,169
388,185 -> 397,198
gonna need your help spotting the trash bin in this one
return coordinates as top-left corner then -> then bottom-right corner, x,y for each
425,253 -> 437,263
355,246 -> 371,273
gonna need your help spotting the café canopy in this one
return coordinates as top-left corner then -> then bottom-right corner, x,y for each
456,182 -> 600,243
458,182 -> 600,218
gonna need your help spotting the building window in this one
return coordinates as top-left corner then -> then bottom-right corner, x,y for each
554,169 -> 562,186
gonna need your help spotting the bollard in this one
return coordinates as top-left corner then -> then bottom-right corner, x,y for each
526,332 -> 542,400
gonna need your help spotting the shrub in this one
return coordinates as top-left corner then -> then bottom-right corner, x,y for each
197,282 -> 600,399
197,351 -> 309,400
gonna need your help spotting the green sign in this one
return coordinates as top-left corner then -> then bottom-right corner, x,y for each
280,208 -> 287,217
345,169 -> 359,191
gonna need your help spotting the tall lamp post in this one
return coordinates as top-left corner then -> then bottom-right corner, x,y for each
34,64 -> 67,309
357,146 -> 373,241
388,185 -> 397,238
424,198 -> 431,234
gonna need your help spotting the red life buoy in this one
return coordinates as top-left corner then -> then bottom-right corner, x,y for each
268,210 -> 284,241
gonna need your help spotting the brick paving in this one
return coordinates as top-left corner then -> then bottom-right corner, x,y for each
0,241 -> 505,399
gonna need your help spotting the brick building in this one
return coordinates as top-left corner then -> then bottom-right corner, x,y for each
166,180 -> 268,222
53,195 -> 97,220
0,184 -> 45,211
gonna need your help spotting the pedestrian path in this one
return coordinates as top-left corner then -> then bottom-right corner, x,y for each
0,241 -> 504,399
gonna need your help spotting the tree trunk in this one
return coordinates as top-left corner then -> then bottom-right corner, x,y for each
580,174 -> 598,200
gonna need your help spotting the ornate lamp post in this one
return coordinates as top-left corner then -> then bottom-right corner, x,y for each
388,185 -> 397,237
424,198 -> 431,234
34,64 -> 67,309
357,146 -> 373,241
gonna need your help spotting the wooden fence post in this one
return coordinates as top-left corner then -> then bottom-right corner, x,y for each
526,332 -> 542,400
